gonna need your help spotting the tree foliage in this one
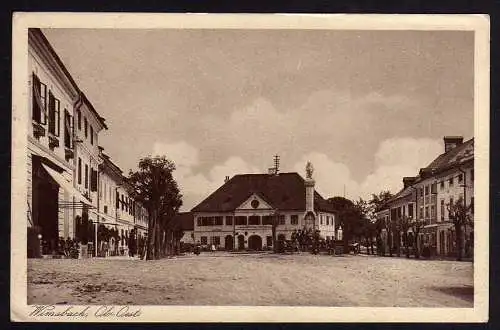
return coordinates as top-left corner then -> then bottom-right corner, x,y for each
447,196 -> 473,261
128,156 -> 183,260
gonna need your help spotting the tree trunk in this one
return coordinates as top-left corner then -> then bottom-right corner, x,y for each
146,212 -> 156,260
456,224 -> 463,261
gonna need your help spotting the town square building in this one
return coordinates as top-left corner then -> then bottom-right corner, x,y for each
191,165 -> 337,251
377,136 -> 474,258
27,28 -> 98,256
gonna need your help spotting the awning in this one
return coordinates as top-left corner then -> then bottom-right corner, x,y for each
41,163 -> 92,206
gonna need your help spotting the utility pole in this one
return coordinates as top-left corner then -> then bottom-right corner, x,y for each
343,184 -> 346,198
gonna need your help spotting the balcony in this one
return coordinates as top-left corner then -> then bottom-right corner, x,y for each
33,121 -> 46,139
64,146 -> 74,161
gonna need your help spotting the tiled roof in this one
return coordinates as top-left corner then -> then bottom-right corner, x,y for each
422,138 -> 474,174
172,212 -> 194,231
191,172 -> 335,213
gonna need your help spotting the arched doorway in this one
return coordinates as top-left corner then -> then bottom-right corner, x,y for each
238,235 -> 245,250
225,235 -> 234,250
248,235 -> 262,251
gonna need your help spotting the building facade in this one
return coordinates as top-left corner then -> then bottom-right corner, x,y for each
27,28 -> 91,256
376,136 -> 474,258
191,169 -> 336,251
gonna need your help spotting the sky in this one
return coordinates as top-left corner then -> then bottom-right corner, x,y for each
42,28 -> 474,211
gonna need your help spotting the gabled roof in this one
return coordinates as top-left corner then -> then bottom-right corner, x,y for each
191,172 -> 335,213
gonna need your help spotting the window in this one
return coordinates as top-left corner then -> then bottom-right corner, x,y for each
458,173 -> 463,183
419,188 -> 424,197
77,109 -> 82,130
440,200 -> 445,220
450,197 -> 454,207
248,216 -> 260,225
121,194 -> 124,211
104,205 -> 108,214
425,206 -> 429,218
320,215 -> 324,225
90,126 -> 94,145
200,236 -> 208,245
471,197 -> 474,214
430,205 -> 436,218
431,183 -> 437,194
84,117 -> 88,138
419,206 -> 424,219
449,177 -> 454,187
440,181 -> 444,190
235,216 -> 247,225
326,216 -> 330,226
408,204 -> 414,218
279,215 -> 285,225
31,73 -> 47,124
116,191 -> 120,209
48,92 -> 60,137
90,169 -> 97,192
471,169 -> 474,182
225,216 -> 233,226
63,109 -> 72,148
210,236 -> 220,246
262,216 -> 273,225
84,164 -> 88,189
197,218 -> 202,226
266,236 -> 273,247
78,158 -> 82,184
425,185 -> 429,195
214,216 -> 223,226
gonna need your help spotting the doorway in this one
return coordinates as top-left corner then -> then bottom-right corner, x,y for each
225,235 -> 234,250
248,235 -> 262,251
238,235 -> 245,250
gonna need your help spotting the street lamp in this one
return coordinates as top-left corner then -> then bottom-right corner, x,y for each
37,233 -> 43,257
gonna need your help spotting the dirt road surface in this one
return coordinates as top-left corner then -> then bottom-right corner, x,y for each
27,253 -> 473,307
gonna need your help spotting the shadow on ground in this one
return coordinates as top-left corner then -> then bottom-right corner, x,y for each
431,285 -> 474,303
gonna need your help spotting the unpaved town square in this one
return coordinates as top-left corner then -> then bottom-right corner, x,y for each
28,253 -> 473,307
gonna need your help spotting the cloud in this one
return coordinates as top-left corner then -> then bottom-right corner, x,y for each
154,137 -> 442,210
153,140 -> 259,211
293,137 -> 442,201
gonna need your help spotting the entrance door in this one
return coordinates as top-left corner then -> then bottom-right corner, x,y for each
248,235 -> 262,251
33,163 -> 60,255
225,235 -> 234,250
238,235 -> 245,250
38,180 -> 59,254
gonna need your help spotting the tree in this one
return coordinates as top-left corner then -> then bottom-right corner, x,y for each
399,215 -> 412,258
447,196 -> 473,261
410,217 -> 425,259
128,156 -> 183,260
327,197 -> 363,253
369,191 -> 393,212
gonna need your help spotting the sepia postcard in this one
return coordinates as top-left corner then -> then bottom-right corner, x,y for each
11,13 -> 490,322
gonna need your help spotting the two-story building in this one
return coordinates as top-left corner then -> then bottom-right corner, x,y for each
191,165 -> 336,251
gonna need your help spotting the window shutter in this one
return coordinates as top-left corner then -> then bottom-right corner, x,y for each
116,191 -> 120,209
91,169 -> 98,192
48,92 -> 55,134
32,73 -> 42,122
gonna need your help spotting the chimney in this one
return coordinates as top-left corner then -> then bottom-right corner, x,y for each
403,176 -> 416,189
224,176 -> 230,183
443,136 -> 463,153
